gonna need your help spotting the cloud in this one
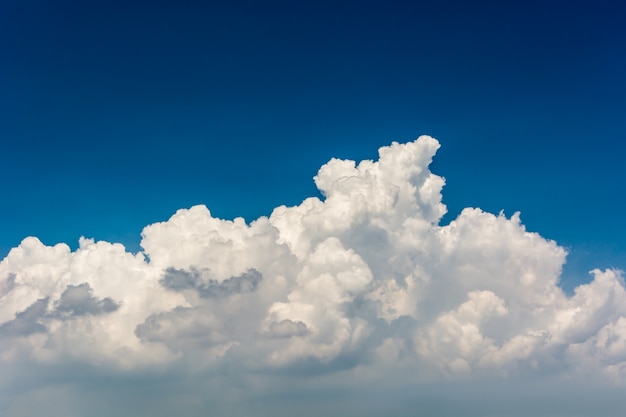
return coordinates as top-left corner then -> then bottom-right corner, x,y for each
160,267 -> 263,298
0,298 -> 48,337
0,281 -> 118,338
1,135 -> 625,415
53,283 -> 119,318
265,319 -> 311,339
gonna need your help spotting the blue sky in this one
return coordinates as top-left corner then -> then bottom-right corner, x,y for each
2,0 -> 625,289
1,1 -> 626,414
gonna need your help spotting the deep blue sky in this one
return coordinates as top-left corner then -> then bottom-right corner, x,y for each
1,0 -> 625,290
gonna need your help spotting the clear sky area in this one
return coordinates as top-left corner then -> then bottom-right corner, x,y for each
1,1 -> 626,416
2,0 -> 625,286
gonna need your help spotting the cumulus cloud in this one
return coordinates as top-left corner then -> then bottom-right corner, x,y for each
1,135 -> 625,415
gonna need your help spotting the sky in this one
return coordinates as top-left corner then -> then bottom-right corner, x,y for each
1,0 -> 626,415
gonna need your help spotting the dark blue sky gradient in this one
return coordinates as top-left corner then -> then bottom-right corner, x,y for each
1,0 -> 625,290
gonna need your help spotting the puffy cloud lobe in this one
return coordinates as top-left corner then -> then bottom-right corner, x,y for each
135,306 -> 233,361
0,282 -> 119,338
1,135 -> 625,390
0,298 -> 48,337
54,283 -> 119,318
161,267 -> 262,298
0,237 -> 184,367
417,290 -> 511,375
265,319 -> 310,339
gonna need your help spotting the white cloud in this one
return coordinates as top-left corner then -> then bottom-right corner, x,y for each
1,135 -> 625,415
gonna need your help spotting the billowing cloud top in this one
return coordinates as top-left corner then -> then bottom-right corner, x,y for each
1,136 -> 625,415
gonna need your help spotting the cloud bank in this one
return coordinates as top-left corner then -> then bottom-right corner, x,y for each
2,136 -> 625,416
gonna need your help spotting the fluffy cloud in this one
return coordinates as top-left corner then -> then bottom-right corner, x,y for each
1,135 -> 625,415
